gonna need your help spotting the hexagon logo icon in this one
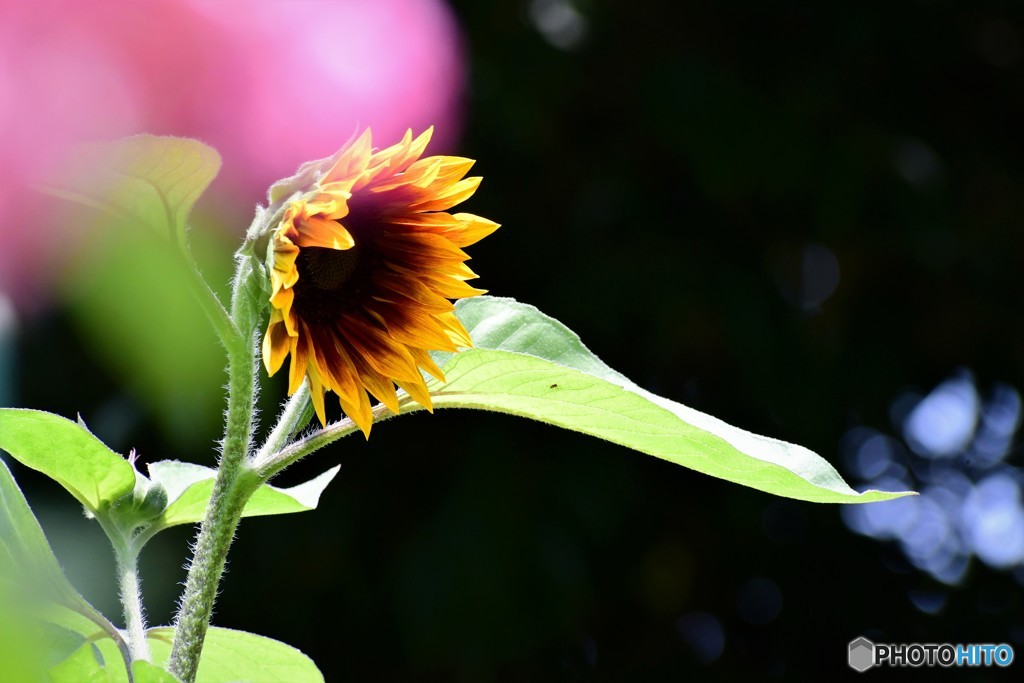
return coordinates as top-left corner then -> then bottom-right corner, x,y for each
849,637 -> 875,672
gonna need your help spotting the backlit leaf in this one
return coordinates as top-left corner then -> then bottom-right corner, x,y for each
146,627 -> 323,683
0,409 -> 134,512
428,297 -> 912,504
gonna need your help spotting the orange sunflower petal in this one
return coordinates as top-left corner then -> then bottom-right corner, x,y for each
448,213 -> 501,247
261,128 -> 495,432
408,347 -> 446,382
322,128 -> 373,184
306,362 -> 328,427
294,215 -> 355,250
407,177 -> 483,213
396,377 -> 434,412
288,333 -> 312,394
263,311 -> 291,376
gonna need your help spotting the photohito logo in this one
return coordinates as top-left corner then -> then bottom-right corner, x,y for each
848,637 -> 1014,671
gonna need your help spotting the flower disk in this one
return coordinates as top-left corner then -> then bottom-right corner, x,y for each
262,128 -> 499,436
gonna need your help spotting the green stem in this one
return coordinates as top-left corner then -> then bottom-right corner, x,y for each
166,467 -> 254,682
184,261 -> 239,350
252,382 -> 312,470
168,252 -> 261,683
174,228 -> 239,351
113,541 -> 150,664
94,512 -> 149,674
255,401 -> 409,482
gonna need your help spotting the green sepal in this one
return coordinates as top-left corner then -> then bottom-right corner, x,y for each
105,471 -> 169,533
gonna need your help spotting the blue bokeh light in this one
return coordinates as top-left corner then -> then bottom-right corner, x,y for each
843,371 -> 1024,591
676,611 -> 725,664
903,372 -> 979,458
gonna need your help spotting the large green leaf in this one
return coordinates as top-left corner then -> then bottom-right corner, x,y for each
148,460 -> 340,529
132,661 -> 182,682
30,619 -> 320,682
48,641 -> 117,683
63,230 -> 229,450
40,135 -> 221,243
0,598 -> 49,682
0,409 -> 135,512
146,627 -> 323,683
428,297 -> 910,504
41,136 -> 228,447
44,632 -> 173,683
0,458 -> 129,680
0,456 -> 104,606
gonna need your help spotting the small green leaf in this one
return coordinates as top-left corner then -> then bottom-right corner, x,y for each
148,460 -> 340,529
146,627 -> 324,683
0,409 -> 135,512
432,297 -> 912,504
40,135 -> 221,243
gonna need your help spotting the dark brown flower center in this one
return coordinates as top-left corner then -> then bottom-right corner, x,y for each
293,242 -> 374,325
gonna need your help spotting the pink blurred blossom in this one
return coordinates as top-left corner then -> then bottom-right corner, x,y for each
0,0 -> 465,309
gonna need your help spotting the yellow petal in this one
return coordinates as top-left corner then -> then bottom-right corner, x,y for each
396,377 -> 434,412
307,365 -> 328,427
434,312 -> 473,347
409,347 -> 446,382
357,368 -> 400,415
262,316 -> 291,376
447,213 -> 501,247
294,215 -> 355,250
288,335 -> 310,394
338,387 -> 374,438
408,176 -> 482,212
323,128 -> 373,184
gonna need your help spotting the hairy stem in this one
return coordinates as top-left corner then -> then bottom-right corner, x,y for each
114,542 -> 150,664
167,467 -> 252,682
253,381 -> 312,469
177,234 -> 239,351
256,401 -> 409,481
185,262 -> 238,350
168,252 -> 261,683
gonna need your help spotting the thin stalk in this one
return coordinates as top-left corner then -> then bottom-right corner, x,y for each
251,382 -> 312,469
179,239 -> 239,350
168,253 -> 261,683
185,263 -> 239,349
255,401 -> 409,482
94,513 -> 149,672
113,542 -> 150,663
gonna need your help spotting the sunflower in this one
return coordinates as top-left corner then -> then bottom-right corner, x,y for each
261,128 -> 498,436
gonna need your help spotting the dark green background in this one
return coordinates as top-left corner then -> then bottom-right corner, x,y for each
11,1 -> 1024,680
